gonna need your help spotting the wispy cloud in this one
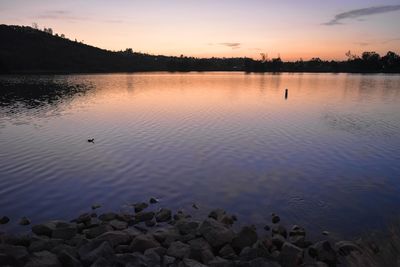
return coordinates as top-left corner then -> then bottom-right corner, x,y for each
219,42 -> 241,49
354,42 -> 370,46
34,10 -> 125,24
35,10 -> 87,21
323,5 -> 400,25
382,38 -> 400,44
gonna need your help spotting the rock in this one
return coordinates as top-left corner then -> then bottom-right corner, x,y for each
218,244 -> 237,260
264,225 -> 270,231
208,209 -> 226,221
180,258 -> 208,267
163,255 -> 176,266
231,226 -> 258,252
288,234 -> 306,248
174,211 -> 189,221
272,215 -> 280,224
167,241 -> 191,259
98,212 -> 117,221
289,225 -> 305,236
135,211 -> 155,222
109,219 -> 128,230
91,204 -> 102,210
32,221 -> 57,236
115,244 -> 130,253
153,227 -> 180,243
58,250 -> 82,267
144,247 -> 162,265
239,247 -> 259,261
134,202 -> 149,213
51,244 -> 78,258
309,241 -> 337,265
249,257 -> 280,267
208,256 -> 233,267
0,244 -> 29,264
208,209 -> 235,226
19,216 -> 31,226
188,237 -> 212,261
78,241 -> 114,264
199,219 -> 235,248
115,253 -> 148,266
94,230 -> 131,247
0,216 -> 10,224
84,225 -> 113,239
150,197 -> 159,204
145,220 -> 156,227
123,227 -> 143,238
156,208 -> 172,222
335,241 -> 362,256
52,224 -> 77,240
117,213 -> 134,223
29,238 -> 63,253
201,249 -> 215,264
86,217 -> 102,228
145,246 -> 167,257
272,224 -> 287,238
271,234 -> 286,250
25,250 -> 62,267
75,213 -> 92,224
1,234 -> 31,247
176,220 -> 200,235
130,234 -> 161,253
279,242 -> 303,267
90,257 -> 112,267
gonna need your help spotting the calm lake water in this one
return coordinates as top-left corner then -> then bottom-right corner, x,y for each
1,72 -> 400,238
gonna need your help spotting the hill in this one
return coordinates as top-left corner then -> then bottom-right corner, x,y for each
0,24 -> 399,73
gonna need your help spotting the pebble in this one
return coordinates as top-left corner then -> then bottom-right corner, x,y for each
149,197 -> 159,204
19,217 -> 30,226
0,216 -> 10,224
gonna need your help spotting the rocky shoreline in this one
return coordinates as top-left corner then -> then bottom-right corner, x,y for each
0,200 -> 370,267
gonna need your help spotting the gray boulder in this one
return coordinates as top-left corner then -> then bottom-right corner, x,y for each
135,211 -> 155,222
109,219 -> 128,230
156,208 -> 172,222
231,226 -> 258,252
335,241 -> 362,256
94,230 -> 131,247
279,242 -> 303,267
167,241 -> 191,259
180,258 -> 208,267
199,219 -> 235,248
130,234 -> 161,253
78,240 -> 114,264
25,250 -> 62,267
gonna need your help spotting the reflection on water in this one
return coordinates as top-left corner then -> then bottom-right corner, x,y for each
0,72 -> 400,238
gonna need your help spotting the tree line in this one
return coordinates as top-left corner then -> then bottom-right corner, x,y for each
0,24 -> 399,74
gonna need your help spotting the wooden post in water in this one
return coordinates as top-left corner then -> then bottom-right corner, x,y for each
285,88 -> 288,99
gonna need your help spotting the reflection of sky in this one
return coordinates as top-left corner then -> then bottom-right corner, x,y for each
0,73 -> 400,238
1,0 -> 400,59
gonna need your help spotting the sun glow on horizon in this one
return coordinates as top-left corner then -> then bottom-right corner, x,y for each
1,0 -> 399,60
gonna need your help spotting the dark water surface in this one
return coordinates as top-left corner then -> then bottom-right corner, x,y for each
1,73 -> 399,238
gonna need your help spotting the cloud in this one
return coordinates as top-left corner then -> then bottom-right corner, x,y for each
323,5 -> 400,25
354,42 -> 370,46
35,10 -> 87,21
382,38 -> 400,44
219,42 -> 241,49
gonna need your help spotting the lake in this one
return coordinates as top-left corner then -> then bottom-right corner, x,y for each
0,72 -> 399,239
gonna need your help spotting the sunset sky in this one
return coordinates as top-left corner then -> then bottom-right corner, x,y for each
1,0 -> 400,60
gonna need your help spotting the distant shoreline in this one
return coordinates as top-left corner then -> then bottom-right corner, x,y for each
1,24 -> 400,75
2,70 -> 400,75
